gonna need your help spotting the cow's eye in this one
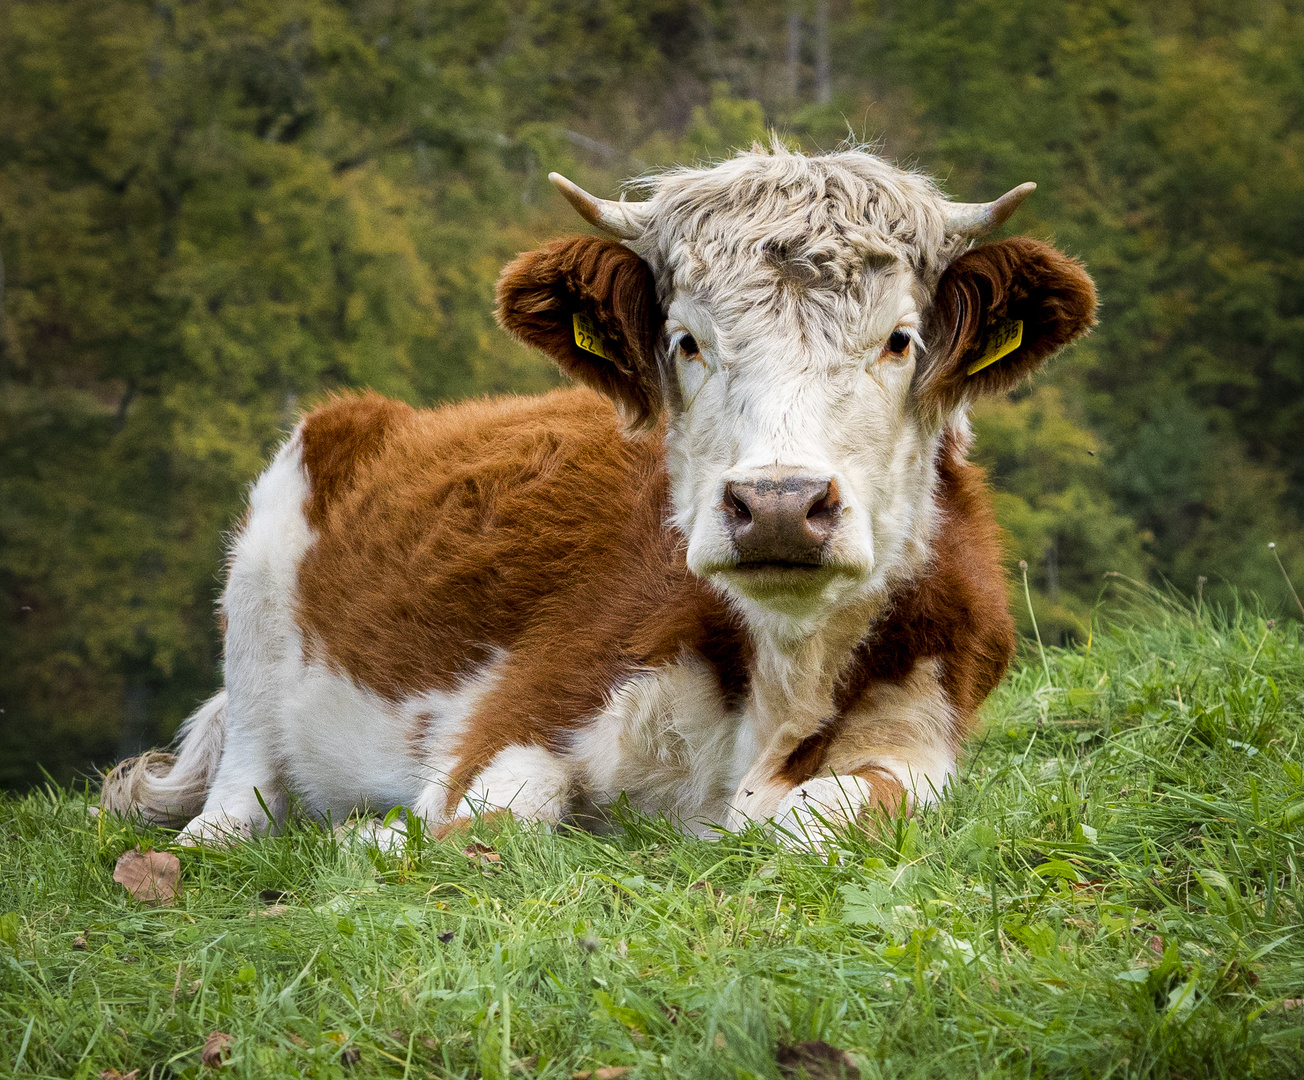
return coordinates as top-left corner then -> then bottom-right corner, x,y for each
678,334 -> 700,357
885,329 -> 912,356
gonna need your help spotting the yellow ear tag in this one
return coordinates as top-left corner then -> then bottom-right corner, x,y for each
573,312 -> 615,361
966,319 -> 1023,376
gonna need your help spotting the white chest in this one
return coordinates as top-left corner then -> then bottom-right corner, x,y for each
566,658 -> 751,833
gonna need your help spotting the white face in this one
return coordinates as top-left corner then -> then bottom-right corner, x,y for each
659,257 -> 942,629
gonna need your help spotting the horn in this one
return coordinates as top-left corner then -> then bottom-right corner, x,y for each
944,182 -> 1037,239
549,173 -> 648,240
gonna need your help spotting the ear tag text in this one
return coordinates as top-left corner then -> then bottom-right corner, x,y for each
966,319 -> 1023,376
573,312 -> 615,361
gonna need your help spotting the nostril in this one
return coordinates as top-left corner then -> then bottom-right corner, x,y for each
806,493 -> 835,523
803,480 -> 841,542
723,483 -> 752,524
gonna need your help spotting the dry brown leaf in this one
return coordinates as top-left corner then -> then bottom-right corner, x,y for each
572,1068 -> 631,1080
201,1030 -> 234,1068
1282,999 -> 1303,1011
113,847 -> 181,906
248,904 -> 290,918
461,842 -> 501,863
714,1033 -> 728,1049
99,1070 -> 140,1080
1148,935 -> 1164,955
776,1041 -> 860,1080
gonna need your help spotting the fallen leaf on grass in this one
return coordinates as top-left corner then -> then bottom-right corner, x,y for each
572,1068 -> 631,1080
248,904 -> 290,918
100,1070 -> 140,1080
461,842 -> 501,864
776,1041 -> 860,1080
1281,999 -> 1303,1011
201,1030 -> 234,1068
113,848 -> 181,906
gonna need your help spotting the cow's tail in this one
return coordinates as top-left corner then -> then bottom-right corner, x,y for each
100,690 -> 227,828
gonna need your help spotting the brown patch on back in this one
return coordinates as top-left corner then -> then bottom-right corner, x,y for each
776,430 -> 1015,786
293,387 -> 751,811
299,392 -> 413,530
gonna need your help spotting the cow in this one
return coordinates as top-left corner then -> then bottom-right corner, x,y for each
101,144 -> 1096,846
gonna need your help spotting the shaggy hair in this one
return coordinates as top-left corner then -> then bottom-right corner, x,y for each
626,144 -> 967,302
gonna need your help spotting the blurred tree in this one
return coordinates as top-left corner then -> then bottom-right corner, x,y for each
4,0 -> 1303,786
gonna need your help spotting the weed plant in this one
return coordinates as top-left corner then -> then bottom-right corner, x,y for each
2,590 -> 1303,1078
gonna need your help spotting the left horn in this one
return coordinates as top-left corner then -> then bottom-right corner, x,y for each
943,182 -> 1037,239
549,173 -> 649,240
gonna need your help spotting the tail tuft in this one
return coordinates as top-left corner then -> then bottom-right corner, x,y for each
100,691 -> 227,828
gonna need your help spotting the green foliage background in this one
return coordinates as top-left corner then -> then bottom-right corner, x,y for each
2,0 -> 1302,786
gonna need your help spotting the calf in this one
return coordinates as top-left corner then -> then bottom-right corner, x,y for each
102,145 -> 1095,844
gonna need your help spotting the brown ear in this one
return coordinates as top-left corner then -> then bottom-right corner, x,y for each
919,238 -> 1097,414
495,235 -> 664,426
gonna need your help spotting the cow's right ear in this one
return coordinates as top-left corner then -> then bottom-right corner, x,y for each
495,235 -> 665,428
918,237 -> 1097,416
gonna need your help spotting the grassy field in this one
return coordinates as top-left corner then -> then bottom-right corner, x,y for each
2,589 -> 1303,1079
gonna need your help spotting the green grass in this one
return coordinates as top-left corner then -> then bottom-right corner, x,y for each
3,590 -> 1304,1079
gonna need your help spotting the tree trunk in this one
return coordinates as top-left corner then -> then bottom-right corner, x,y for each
814,0 -> 831,105
786,3 -> 802,102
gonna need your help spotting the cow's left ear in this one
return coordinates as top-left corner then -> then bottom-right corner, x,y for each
495,234 -> 664,428
918,238 -> 1097,414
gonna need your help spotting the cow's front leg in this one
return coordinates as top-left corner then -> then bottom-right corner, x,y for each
769,765 -> 906,843
729,657 -> 960,845
408,742 -> 572,838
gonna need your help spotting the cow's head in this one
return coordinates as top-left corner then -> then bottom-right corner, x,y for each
497,148 -> 1095,634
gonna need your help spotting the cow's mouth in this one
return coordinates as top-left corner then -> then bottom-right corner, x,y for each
731,560 -> 827,573
717,559 -> 850,604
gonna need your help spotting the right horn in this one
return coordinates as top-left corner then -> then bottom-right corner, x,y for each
549,173 -> 649,241
943,182 -> 1037,240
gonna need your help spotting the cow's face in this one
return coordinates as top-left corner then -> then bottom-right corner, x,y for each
497,149 -> 1095,632
653,233 -> 939,624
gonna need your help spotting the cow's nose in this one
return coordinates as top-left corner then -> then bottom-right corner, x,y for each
722,475 -> 842,566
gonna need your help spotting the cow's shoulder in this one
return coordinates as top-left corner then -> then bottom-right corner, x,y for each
837,430 -> 1015,718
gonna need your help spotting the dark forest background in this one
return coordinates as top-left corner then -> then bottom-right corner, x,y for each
3,0 -> 1303,787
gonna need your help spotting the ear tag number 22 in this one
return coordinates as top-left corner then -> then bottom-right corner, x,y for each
573,312 -> 616,361
966,319 -> 1023,376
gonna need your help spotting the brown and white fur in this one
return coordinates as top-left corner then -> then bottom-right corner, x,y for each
102,145 -> 1096,846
